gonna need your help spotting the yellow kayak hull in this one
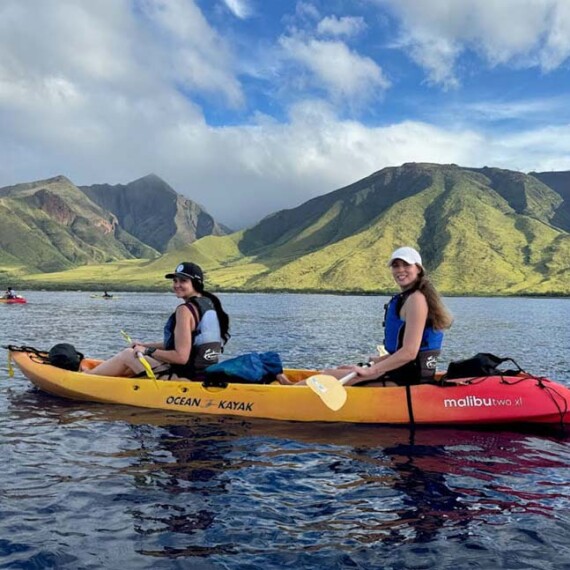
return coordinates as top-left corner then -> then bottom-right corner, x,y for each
9,350 -> 570,425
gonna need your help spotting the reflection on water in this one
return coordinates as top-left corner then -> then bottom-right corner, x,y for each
1,292 -> 570,568
2,389 -> 570,568
99,413 -> 569,568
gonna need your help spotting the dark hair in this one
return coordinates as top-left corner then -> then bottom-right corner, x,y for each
192,279 -> 231,345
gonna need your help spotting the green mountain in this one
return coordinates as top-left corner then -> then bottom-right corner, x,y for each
0,174 -> 229,280
7,163 -> 570,295
0,175 -> 157,275
195,163 -> 569,295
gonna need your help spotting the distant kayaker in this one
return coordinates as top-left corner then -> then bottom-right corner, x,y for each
3,287 -> 17,299
102,291 -> 113,298
85,262 -> 230,379
279,246 -> 452,386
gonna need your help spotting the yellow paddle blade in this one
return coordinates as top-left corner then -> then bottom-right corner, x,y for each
136,352 -> 157,381
7,352 -> 14,378
120,330 -> 132,344
306,374 -> 347,411
377,345 -> 388,357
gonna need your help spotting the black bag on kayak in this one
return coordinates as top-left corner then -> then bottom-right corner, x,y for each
48,343 -> 84,371
444,352 -> 523,380
204,351 -> 283,385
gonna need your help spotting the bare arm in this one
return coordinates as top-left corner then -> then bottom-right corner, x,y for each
133,341 -> 165,349
134,306 -> 195,365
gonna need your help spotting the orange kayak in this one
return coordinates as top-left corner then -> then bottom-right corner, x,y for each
8,349 -> 570,426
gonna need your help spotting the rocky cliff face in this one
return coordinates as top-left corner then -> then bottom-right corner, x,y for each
81,174 -> 228,252
0,175 -> 157,272
530,170 -> 570,232
31,188 -> 78,226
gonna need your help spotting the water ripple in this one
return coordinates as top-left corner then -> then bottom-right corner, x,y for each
1,292 -> 569,568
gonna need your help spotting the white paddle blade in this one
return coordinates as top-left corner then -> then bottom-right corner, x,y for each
306,374 -> 348,411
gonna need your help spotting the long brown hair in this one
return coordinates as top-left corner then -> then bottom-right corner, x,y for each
415,269 -> 453,331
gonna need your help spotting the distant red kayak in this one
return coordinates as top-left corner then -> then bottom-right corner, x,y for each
0,297 -> 27,304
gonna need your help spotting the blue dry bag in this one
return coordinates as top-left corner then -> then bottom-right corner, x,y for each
205,352 -> 283,384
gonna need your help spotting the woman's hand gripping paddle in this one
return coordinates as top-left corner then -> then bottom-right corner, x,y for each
306,362 -> 372,411
120,330 -> 158,382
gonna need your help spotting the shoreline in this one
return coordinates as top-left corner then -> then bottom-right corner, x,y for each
5,284 -> 569,299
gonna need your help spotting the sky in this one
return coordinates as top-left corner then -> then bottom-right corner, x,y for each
1,0 -> 570,229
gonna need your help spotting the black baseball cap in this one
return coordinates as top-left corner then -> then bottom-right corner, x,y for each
165,262 -> 204,282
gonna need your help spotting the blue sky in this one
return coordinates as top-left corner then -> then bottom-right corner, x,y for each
1,0 -> 569,228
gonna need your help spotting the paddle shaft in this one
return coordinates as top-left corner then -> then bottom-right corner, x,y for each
339,361 -> 373,385
338,371 -> 358,386
120,330 -> 157,381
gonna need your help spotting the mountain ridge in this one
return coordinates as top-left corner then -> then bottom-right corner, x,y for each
2,163 -> 569,295
0,173 -> 229,276
80,175 -> 229,252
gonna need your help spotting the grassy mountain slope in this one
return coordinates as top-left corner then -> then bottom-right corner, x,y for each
212,164 -> 569,294
0,176 -> 158,273
22,232 -> 251,290
238,163 -> 435,259
12,163 -> 570,295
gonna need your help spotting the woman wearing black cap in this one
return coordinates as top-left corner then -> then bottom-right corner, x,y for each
86,262 -> 230,379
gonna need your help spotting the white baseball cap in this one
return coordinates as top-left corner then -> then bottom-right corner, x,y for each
388,246 -> 423,267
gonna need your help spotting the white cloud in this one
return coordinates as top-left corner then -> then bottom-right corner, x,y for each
462,97 -> 569,122
279,36 -> 390,105
140,101 -> 487,227
317,15 -> 367,37
140,0 -> 244,106
0,0 -> 569,231
377,0 -> 570,86
295,2 -> 321,22
2,81 -> 569,229
489,125 -> 570,171
222,0 -> 252,19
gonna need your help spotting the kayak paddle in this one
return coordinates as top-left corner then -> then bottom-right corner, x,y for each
307,363 -> 372,411
120,330 -> 157,382
306,371 -> 355,411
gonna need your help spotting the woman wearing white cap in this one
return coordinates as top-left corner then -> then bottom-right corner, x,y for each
326,246 -> 452,386
86,261 -> 230,379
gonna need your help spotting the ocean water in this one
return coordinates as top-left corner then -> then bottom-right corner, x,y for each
1,291 -> 569,569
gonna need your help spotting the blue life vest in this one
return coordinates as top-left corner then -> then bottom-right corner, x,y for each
383,289 -> 444,383
163,296 -> 222,378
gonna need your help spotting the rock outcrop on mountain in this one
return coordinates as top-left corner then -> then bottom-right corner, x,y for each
81,174 -> 228,252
